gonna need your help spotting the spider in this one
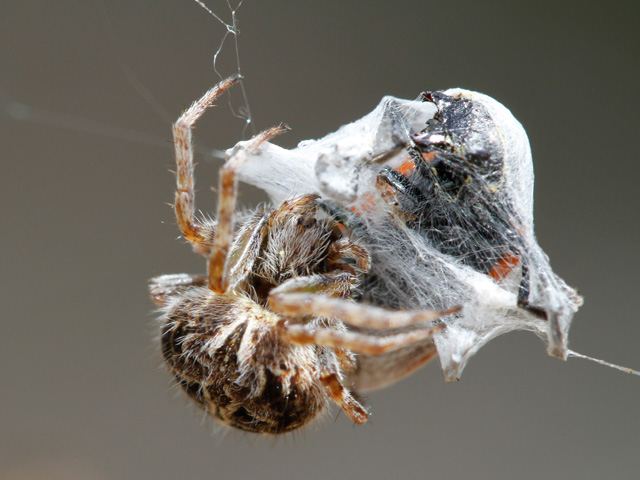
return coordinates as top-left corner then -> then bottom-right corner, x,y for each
149,76 -> 459,434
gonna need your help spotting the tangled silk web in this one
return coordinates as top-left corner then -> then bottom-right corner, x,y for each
232,89 -> 583,382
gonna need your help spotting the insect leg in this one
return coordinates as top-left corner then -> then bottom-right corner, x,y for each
516,260 -> 548,319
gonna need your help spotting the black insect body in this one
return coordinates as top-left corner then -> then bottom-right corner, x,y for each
378,91 -> 535,308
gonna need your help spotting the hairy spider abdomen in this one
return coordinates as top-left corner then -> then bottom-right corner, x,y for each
160,288 -> 329,434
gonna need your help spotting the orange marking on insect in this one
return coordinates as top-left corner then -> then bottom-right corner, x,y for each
488,254 -> 520,280
350,192 -> 376,216
378,181 -> 397,197
396,158 -> 417,176
421,151 -> 438,164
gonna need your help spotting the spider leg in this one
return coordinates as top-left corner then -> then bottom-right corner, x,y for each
208,123 -> 289,293
278,319 -> 444,356
269,275 -> 454,354
310,337 -> 368,424
270,285 -> 459,330
326,237 -> 371,273
269,273 -> 356,299
173,76 -> 241,247
320,373 -> 368,424
149,273 -> 207,306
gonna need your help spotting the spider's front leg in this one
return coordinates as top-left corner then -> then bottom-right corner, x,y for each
276,305 -> 447,356
172,75 -> 288,292
207,123 -> 289,293
269,274 -> 458,356
270,277 -> 459,333
173,76 -> 241,249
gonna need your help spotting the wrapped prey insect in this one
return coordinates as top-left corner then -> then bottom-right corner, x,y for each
234,87 -> 583,382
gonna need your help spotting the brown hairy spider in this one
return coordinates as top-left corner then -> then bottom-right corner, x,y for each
149,76 -> 458,434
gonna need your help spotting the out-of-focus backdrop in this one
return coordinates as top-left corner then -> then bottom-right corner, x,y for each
1,1 -> 638,479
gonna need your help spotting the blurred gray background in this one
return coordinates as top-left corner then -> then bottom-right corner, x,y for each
1,1 -> 638,479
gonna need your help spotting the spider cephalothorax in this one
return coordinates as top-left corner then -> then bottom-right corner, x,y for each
150,76 -> 455,434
